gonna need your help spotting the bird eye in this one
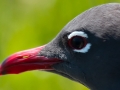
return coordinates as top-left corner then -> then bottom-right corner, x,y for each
68,36 -> 87,49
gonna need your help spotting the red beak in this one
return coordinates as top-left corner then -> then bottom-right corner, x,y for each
0,46 -> 61,75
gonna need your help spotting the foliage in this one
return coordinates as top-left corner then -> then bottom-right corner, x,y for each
0,0 -> 119,90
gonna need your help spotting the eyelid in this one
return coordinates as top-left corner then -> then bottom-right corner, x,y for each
68,31 -> 88,39
73,43 -> 91,53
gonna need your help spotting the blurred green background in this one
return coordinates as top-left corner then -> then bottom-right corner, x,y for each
0,0 -> 120,90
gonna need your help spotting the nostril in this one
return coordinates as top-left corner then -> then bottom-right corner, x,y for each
16,55 -> 31,60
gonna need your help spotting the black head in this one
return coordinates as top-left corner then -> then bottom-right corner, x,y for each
1,3 -> 120,90
40,3 -> 120,90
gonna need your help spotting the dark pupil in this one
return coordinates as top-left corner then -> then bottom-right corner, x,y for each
71,36 -> 84,49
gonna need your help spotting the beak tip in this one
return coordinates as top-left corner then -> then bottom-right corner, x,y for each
0,64 -> 3,75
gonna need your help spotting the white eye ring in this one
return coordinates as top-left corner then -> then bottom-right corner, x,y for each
68,31 -> 92,53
